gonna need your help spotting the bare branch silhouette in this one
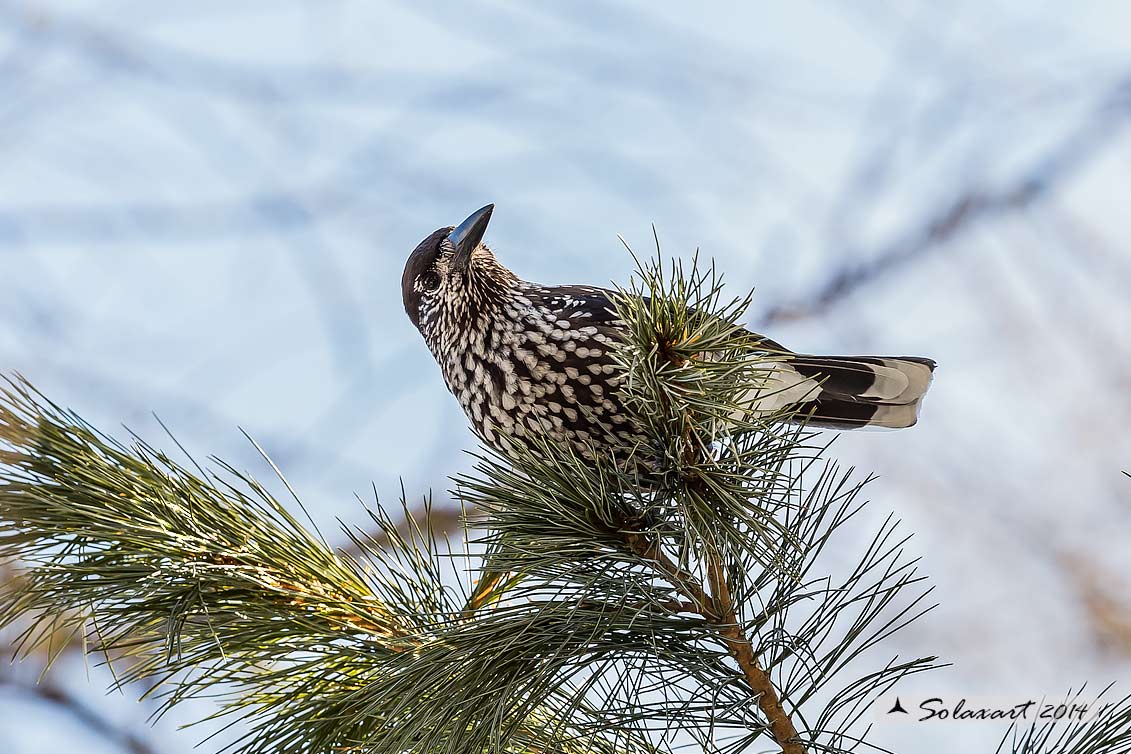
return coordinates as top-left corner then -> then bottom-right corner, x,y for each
759,76 -> 1131,325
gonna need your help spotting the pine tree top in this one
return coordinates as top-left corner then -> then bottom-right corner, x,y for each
3,246 -> 1118,754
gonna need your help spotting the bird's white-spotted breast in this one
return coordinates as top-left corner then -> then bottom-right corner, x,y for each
427,277 -> 636,461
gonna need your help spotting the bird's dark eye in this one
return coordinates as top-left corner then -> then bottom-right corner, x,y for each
420,270 -> 441,291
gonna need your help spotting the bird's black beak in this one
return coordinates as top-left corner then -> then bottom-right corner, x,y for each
447,204 -> 494,273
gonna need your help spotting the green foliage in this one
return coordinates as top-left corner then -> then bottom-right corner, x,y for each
1,247 -> 940,754
998,686 -> 1131,754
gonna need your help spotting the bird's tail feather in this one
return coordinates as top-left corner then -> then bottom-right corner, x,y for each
747,355 -> 936,430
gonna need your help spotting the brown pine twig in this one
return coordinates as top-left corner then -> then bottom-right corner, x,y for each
625,532 -> 806,754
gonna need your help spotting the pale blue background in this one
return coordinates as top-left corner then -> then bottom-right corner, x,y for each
3,1 -> 1131,752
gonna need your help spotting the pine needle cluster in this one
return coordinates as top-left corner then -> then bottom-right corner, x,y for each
1,250 -> 942,753
998,686 -> 1131,754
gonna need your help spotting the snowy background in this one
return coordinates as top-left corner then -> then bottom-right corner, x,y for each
2,1 -> 1131,751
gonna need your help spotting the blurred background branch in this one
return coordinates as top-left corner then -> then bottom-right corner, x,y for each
0,673 -> 161,754
760,74 -> 1131,325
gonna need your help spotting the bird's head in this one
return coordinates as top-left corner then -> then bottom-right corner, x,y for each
402,204 -> 517,342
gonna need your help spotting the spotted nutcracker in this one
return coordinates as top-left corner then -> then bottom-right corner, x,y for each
402,204 -> 935,465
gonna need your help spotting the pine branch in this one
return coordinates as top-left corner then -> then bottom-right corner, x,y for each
1,243 -> 939,754
0,378 -> 419,658
0,378 -> 623,754
611,530 -> 800,751
997,686 -> 1131,754
456,246 -> 939,753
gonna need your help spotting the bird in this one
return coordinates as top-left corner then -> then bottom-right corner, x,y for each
402,204 -> 935,466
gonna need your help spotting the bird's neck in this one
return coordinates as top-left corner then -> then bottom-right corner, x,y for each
428,263 -> 528,360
